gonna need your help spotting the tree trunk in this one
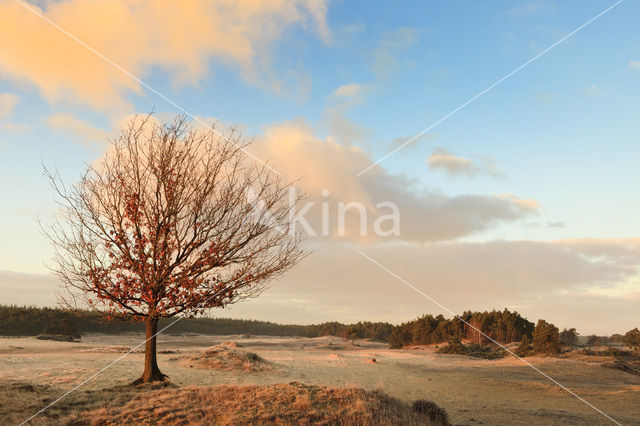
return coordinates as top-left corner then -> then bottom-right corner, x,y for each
134,316 -> 167,384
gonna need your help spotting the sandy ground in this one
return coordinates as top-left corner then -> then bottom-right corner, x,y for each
1,333 -> 639,425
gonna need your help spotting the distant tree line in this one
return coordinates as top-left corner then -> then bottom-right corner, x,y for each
2,305 -> 638,354
0,305 -> 392,341
388,309 -> 534,349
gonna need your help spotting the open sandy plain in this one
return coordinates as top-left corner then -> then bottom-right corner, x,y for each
1,333 -> 638,425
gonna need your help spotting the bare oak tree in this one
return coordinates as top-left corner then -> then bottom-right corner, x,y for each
45,115 -> 306,383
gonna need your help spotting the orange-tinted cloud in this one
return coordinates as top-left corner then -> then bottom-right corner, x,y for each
428,147 -> 505,179
47,112 -> 538,242
333,83 -> 363,97
0,0 -> 329,111
252,120 -> 538,241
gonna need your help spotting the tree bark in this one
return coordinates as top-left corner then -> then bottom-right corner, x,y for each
134,316 -> 167,384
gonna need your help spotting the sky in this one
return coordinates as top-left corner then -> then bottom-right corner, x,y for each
1,0 -> 639,334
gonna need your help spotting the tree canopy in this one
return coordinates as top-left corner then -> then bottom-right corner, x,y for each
45,115 -> 307,382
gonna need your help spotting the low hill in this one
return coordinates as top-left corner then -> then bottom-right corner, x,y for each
4,381 -> 449,425
76,383 -> 449,425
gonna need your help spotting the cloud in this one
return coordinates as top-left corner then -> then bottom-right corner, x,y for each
48,112 -> 533,242
0,0 -> 329,111
223,238 -> 640,334
333,83 -> 363,98
556,238 -> 640,266
360,239 -> 640,299
321,103 -> 369,145
586,85 -> 599,95
46,111 -> 537,245
252,121 -> 535,242
3,238 -> 640,334
47,113 -> 109,147
428,147 -> 504,179
0,93 -> 19,119
628,61 -> 640,73
428,148 -> 473,175
370,27 -> 418,79
323,84 -> 369,145
0,270 -> 62,306
4,237 -> 639,334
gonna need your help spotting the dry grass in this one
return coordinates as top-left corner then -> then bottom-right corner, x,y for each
177,343 -> 273,372
0,380 -> 163,425
69,382 -> 449,425
0,381 -> 58,424
1,380 -> 448,425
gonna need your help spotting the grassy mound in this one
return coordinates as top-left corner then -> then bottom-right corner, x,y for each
178,343 -> 272,372
73,382 -> 450,425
